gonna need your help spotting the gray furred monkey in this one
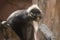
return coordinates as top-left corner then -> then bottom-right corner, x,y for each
1,4 -> 55,40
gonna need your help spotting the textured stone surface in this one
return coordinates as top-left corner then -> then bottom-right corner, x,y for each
38,0 -> 60,40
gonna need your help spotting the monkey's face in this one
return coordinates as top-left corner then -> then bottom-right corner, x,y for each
27,8 -> 42,22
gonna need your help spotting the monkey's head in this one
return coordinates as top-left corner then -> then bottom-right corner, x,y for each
26,4 -> 42,21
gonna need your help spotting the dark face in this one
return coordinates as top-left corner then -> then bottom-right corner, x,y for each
29,8 -> 42,20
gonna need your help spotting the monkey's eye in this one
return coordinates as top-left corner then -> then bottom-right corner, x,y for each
28,12 -> 33,17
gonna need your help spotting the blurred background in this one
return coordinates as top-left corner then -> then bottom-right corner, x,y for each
0,0 -> 60,40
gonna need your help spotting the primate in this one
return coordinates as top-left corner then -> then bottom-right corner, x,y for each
1,4 -> 55,40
